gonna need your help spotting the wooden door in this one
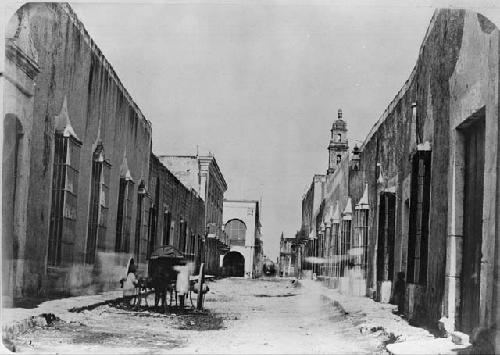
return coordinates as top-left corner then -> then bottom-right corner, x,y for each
460,118 -> 485,333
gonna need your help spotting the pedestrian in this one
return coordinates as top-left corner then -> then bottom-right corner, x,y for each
123,258 -> 138,306
394,271 -> 405,315
173,263 -> 190,308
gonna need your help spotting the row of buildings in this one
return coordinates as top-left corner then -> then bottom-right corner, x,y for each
290,8 -> 500,342
2,2 -> 263,306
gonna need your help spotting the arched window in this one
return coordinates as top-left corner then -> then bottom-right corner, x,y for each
225,219 -> 247,246
336,133 -> 342,142
337,155 -> 342,164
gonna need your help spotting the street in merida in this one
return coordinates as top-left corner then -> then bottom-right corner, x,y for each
2,1 -> 500,354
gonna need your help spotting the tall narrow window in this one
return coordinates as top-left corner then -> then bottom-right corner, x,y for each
178,219 -> 187,252
134,181 -> 146,262
407,151 -> 431,284
147,205 -> 157,258
163,210 -> 171,245
48,133 -> 81,266
340,219 -> 351,277
85,146 -> 110,265
86,146 -> 104,265
377,193 -> 396,282
353,208 -> 369,279
115,177 -> 134,253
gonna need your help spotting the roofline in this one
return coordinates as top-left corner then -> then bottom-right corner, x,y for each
56,3 -> 152,131
224,199 -> 259,204
156,154 -> 228,191
360,9 -> 440,151
157,155 -> 197,159
200,156 -> 228,192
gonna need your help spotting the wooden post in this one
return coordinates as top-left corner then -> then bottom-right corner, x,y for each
197,263 -> 205,310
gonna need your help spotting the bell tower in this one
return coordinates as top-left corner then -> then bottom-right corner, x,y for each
327,109 -> 349,175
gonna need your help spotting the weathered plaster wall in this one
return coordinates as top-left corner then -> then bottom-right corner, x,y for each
9,3 -> 153,297
3,6 -> 40,304
149,154 -> 205,255
322,9 -> 499,333
223,200 -> 259,278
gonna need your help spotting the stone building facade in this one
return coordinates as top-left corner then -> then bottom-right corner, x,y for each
1,3 -> 206,304
299,9 -> 500,345
158,155 -> 228,275
222,200 -> 262,278
147,155 -> 205,268
279,234 -> 298,277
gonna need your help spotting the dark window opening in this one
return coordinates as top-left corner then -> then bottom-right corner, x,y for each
377,192 -> 396,282
354,209 -> 369,279
340,219 -> 351,277
178,219 -> 187,252
134,183 -> 145,262
148,206 -> 157,258
48,134 -> 81,266
85,147 -> 104,265
163,211 -> 172,245
115,178 -> 134,253
407,151 -> 431,284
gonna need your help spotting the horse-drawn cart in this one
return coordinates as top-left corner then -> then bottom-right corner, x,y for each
146,245 -> 208,312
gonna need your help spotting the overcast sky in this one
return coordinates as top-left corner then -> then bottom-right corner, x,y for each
36,0 -> 500,260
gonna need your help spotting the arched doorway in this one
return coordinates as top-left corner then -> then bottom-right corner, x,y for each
223,251 -> 245,277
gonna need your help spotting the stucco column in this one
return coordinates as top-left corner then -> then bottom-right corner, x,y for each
443,122 -> 465,332
3,6 -> 40,303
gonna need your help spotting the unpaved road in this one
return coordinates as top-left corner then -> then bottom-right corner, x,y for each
12,278 -> 386,354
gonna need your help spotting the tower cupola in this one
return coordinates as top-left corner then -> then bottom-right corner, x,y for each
327,108 -> 349,175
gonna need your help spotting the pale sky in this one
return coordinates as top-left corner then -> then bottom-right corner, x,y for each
14,0 -> 500,261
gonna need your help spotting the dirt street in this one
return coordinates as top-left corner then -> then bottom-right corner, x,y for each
12,278 -> 386,354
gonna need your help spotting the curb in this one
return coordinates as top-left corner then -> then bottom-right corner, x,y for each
2,293 -> 123,350
2,314 -> 51,352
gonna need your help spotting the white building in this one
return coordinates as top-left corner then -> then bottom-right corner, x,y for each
222,200 -> 262,278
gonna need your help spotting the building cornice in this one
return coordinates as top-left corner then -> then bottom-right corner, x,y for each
360,9 -> 440,152
198,156 -> 227,191
5,39 -> 40,80
56,3 -> 152,132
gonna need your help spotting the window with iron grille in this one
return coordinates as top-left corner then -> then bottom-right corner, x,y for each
353,209 -> 369,279
134,185 -> 145,262
178,219 -> 187,252
148,206 -> 157,258
85,145 -> 110,265
407,151 -> 431,284
163,211 -> 172,245
48,134 -> 81,266
225,219 -> 247,246
115,178 -> 134,253
340,219 -> 351,276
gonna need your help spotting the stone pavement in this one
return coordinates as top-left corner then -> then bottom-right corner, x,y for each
1,289 -> 122,352
301,279 -> 470,355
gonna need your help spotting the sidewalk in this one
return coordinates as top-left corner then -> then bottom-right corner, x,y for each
301,279 -> 470,355
1,289 -> 123,351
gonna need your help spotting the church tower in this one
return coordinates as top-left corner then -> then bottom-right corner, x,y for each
327,109 -> 349,175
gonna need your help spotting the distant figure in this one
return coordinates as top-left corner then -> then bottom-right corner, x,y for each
394,271 -> 406,315
123,258 -> 138,306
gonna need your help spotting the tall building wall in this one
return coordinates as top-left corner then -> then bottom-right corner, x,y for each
4,2 -> 155,299
314,9 -> 500,338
